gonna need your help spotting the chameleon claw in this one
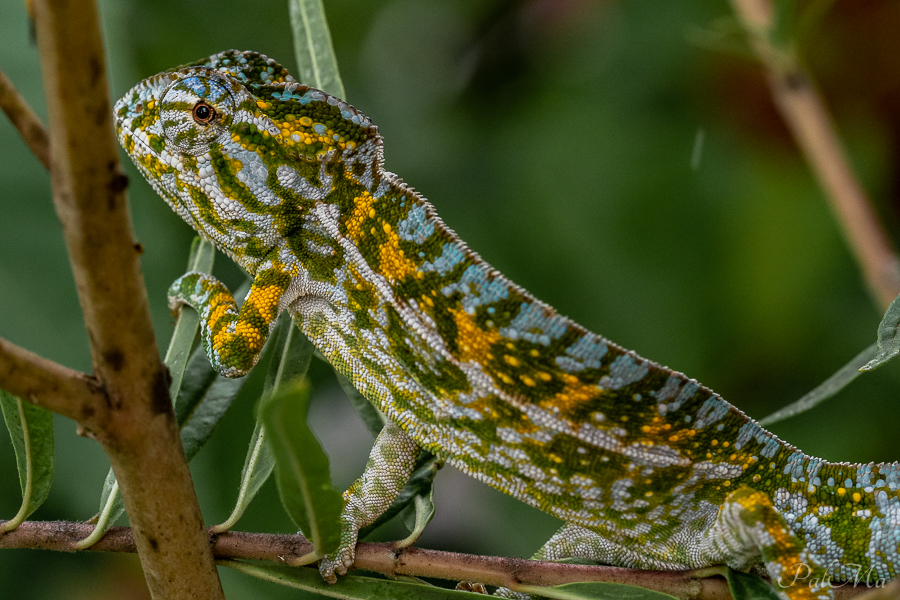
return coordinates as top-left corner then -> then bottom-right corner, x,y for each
318,546 -> 355,583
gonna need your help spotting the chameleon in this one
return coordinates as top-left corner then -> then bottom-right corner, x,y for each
113,50 -> 899,600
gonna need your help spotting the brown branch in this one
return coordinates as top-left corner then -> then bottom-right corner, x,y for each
0,68 -> 51,170
0,521 -> 876,600
26,0 -> 225,598
0,337 -> 105,423
730,0 -> 900,311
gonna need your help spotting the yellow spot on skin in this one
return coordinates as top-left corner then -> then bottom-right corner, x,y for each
504,355 -> 520,367
450,306 -> 503,368
620,416 -> 628,422
549,454 -> 563,463
838,488 -> 846,496
723,441 -> 730,447
711,440 -> 718,446
537,372 -> 552,382
752,474 -> 761,483
520,375 -> 536,387
499,373 -> 514,385
378,228 -> 420,281
345,191 -> 377,241
530,349 -> 540,357
645,491 -> 653,497
642,425 -> 651,433
723,480 -> 731,487
852,492 -> 862,503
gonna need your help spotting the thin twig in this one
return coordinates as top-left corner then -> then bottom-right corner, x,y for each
0,68 -> 50,169
730,0 -> 900,311
0,521 -> 877,600
0,337 -> 105,424
27,0 -> 225,598
0,71 -> 50,169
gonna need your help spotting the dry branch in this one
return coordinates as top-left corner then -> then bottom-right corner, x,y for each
18,0 -> 226,597
1,521 -> 879,600
730,0 -> 900,310
0,68 -> 50,169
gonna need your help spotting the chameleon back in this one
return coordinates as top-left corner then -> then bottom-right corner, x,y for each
115,50 -> 900,590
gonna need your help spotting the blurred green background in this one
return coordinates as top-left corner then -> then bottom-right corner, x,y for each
3,0 -> 900,597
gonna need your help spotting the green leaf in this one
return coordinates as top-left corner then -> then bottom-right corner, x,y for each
212,315 -> 316,533
176,344 -> 247,461
263,315 -> 316,395
259,377 -> 343,556
758,343 -> 875,426
335,371 -> 387,438
289,0 -> 345,98
164,236 -> 216,398
861,291 -> 900,371
211,420 -> 274,533
722,569 -> 780,600
396,489 -> 435,549
220,560 -> 488,599
515,582 -> 678,600
0,390 -> 54,532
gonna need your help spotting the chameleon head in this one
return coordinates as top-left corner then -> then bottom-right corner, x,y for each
114,50 -> 384,267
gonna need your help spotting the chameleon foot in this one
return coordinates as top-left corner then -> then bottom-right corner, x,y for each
318,545 -> 356,583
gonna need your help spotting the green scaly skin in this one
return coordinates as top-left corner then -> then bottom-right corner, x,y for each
114,50 -> 900,600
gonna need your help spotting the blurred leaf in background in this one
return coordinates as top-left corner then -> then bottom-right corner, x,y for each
3,0 -> 900,598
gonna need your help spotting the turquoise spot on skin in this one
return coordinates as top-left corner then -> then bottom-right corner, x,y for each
426,242 -> 466,276
442,264 -> 510,314
398,204 -> 434,244
602,355 -> 649,390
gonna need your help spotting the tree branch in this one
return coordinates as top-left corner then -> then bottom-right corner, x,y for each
0,521 -> 876,600
730,0 -> 900,311
26,0 -> 225,598
0,337 -> 105,423
0,68 -> 50,169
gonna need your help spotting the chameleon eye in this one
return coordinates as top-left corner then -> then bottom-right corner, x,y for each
192,102 -> 216,124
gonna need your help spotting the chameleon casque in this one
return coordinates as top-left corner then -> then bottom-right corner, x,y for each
114,50 -> 900,600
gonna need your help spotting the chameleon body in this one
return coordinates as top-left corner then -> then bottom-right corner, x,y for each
114,51 -> 900,600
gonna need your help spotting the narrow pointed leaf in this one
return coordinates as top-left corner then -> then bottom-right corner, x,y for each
211,420 -> 274,533
289,0 -> 345,98
335,371 -> 386,438
164,236 -> 216,397
0,390 -> 54,531
221,560 -> 488,599
759,343 -> 875,426
722,568 -> 780,600
396,489 -> 436,549
515,582 -> 678,600
259,378 -> 342,556
213,316 -> 315,532
861,291 -> 900,371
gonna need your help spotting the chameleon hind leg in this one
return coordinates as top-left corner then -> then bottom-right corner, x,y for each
319,419 -> 420,582
700,486 -> 833,600
168,268 -> 291,378
494,523 -> 644,599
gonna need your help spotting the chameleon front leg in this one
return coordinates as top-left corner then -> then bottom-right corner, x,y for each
319,419 -> 420,582
168,268 -> 292,378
